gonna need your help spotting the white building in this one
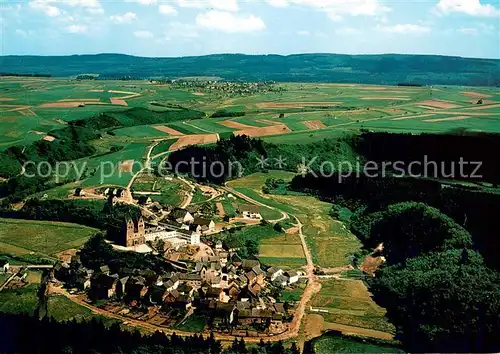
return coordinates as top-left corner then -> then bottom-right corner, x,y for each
241,205 -> 262,220
0,260 -> 9,273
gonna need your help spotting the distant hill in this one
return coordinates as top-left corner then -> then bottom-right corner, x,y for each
1,53 -> 499,86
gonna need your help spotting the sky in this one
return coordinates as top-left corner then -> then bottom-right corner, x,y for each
0,0 -> 499,58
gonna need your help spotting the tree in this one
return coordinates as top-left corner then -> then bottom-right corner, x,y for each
370,202 -> 472,264
371,249 -> 500,352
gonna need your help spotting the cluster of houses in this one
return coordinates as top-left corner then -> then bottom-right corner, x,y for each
162,80 -> 278,97
55,244 -> 302,330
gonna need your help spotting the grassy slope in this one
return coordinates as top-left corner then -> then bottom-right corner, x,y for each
0,284 -> 39,316
0,218 -> 97,256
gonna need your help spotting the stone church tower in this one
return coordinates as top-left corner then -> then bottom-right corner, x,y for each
124,217 -> 145,247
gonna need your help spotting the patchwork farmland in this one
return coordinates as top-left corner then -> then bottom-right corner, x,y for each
1,78 -> 499,154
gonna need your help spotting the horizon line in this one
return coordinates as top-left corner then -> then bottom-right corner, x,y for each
1,52 -> 499,61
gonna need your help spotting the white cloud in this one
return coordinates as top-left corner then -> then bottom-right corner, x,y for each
267,0 -> 289,7
436,0 -> 499,17
297,30 -> 310,36
173,0 -> 238,11
265,0 -> 391,21
67,0 -> 104,14
109,12 -> 137,24
196,10 -> 266,33
134,30 -> 154,38
159,5 -> 178,15
377,24 -> 431,34
29,1 -> 62,17
66,24 -> 88,33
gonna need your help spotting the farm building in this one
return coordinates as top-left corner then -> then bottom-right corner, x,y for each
0,259 -> 9,273
241,205 -> 262,219
169,208 -> 195,224
74,188 -> 86,197
190,217 -> 216,234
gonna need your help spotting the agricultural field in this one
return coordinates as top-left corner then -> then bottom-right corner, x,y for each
2,77 -> 500,200
0,218 -> 98,257
258,233 -> 306,269
228,172 -> 362,268
2,78 -> 499,157
309,279 -> 395,335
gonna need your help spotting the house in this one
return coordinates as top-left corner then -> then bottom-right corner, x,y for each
125,276 -> 148,299
148,202 -> 163,213
91,273 -> 119,299
284,271 -> 299,285
115,188 -> 125,198
273,275 -> 288,287
164,274 -> 180,291
241,259 -> 260,271
241,205 -> 262,220
74,276 -> 91,291
190,217 -> 215,234
137,196 -> 152,205
186,205 -> 199,215
164,289 -> 181,304
100,265 -> 110,275
0,259 -> 9,273
148,285 -> 168,305
169,208 -> 194,224
273,303 -> 285,315
116,276 -> 129,298
74,188 -> 86,197
53,263 -> 70,280
227,281 -> 240,299
266,267 -> 283,281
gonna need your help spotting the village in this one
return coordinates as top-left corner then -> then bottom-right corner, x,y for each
42,184 -> 304,336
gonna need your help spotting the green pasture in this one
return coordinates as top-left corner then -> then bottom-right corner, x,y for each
177,118 -> 236,133
112,125 -> 170,138
81,142 -> 149,187
0,218 -> 97,256
165,121 -> 208,134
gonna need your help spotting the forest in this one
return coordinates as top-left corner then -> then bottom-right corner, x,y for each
289,175 -> 500,352
1,53 -> 499,86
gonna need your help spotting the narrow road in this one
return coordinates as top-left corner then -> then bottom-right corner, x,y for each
0,273 -> 17,292
126,140 -> 160,195
183,121 -> 213,134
